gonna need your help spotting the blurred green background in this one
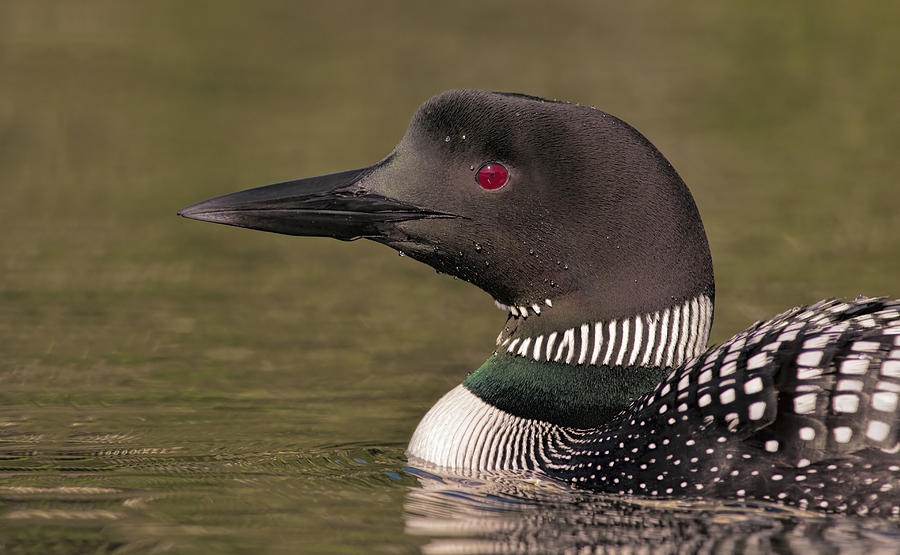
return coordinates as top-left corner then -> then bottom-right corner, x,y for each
1,1 -> 898,552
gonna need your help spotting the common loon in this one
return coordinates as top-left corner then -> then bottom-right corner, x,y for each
179,89 -> 900,516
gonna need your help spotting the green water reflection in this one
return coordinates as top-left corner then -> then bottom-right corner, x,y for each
1,1 -> 898,552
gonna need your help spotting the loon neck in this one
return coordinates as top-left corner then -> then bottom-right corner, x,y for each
464,294 -> 714,428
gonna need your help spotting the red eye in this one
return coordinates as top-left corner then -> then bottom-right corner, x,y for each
475,163 -> 508,190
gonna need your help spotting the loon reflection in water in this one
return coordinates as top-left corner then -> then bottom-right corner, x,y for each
402,466 -> 899,554
179,89 -> 900,517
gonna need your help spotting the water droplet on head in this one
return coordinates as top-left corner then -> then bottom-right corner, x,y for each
528,248 -> 535,256
550,280 -> 556,287
469,165 -> 475,171
444,135 -> 451,142
398,251 -> 406,257
474,242 -> 482,252
563,264 -> 569,270
461,134 -> 467,140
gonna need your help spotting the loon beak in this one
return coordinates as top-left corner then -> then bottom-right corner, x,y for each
178,163 -> 455,241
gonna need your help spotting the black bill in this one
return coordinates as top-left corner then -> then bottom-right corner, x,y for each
178,164 -> 455,241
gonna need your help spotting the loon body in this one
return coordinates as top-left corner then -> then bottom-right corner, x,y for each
179,90 -> 900,516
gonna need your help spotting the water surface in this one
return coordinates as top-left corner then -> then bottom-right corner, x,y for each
1,1 -> 899,552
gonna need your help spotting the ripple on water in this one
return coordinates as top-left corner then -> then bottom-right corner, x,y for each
2,424 -> 899,552
400,465 -> 900,554
0,440 -> 422,551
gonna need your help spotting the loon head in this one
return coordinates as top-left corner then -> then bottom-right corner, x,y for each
180,89 -> 713,329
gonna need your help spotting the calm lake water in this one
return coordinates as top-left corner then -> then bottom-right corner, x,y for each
2,2 -> 899,552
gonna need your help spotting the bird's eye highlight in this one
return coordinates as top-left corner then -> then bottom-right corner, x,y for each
475,163 -> 508,190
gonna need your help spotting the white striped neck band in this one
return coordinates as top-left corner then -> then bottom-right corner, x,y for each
494,297 -> 554,318
495,295 -> 713,369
